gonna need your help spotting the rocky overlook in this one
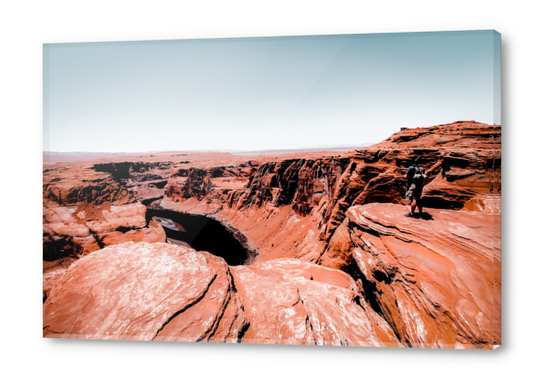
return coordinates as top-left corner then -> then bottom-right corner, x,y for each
43,121 -> 501,348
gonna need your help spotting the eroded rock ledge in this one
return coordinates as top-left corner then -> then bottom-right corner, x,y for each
160,121 -> 500,265
43,242 -> 400,347
322,203 -> 501,349
43,242 -> 248,342
42,121 -> 501,349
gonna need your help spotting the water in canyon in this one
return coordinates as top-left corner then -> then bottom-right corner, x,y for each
143,200 -> 250,266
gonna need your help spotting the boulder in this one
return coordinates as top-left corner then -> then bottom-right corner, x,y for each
323,203 -> 501,349
43,203 -> 166,263
231,258 -> 401,347
43,242 -> 248,342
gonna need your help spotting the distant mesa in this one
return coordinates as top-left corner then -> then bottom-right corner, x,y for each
43,151 -> 143,163
43,143 -> 376,163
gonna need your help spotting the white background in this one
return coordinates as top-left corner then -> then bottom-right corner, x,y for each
1,1 -> 539,378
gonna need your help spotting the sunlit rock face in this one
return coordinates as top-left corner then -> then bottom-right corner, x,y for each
161,121 -> 500,267
43,242 -> 248,342
323,202 -> 501,349
43,161 -> 172,269
43,241 -> 402,347
43,121 -> 501,349
230,258 -> 401,347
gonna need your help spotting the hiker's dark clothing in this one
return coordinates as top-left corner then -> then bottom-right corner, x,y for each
405,181 -> 422,201
405,165 -> 424,201
405,166 -> 415,182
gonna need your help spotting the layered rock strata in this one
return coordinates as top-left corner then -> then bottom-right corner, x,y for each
43,242 -> 402,346
323,202 -> 501,349
43,121 -> 501,349
43,242 -> 249,342
43,161 -> 173,267
231,258 -> 401,346
42,152 -> 264,262
161,121 -> 500,265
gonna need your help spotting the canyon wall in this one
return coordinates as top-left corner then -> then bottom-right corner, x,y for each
157,121 -> 501,348
161,121 -> 500,265
43,161 -> 173,270
43,121 -> 501,348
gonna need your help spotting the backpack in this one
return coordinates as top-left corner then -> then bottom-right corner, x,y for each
412,164 -> 426,182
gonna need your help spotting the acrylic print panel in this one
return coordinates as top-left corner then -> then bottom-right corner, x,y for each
43,30 -> 501,349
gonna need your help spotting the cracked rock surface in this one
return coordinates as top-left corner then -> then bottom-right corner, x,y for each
43,242 -> 248,342
231,259 -> 401,347
42,121 -> 501,349
327,202 -> 501,349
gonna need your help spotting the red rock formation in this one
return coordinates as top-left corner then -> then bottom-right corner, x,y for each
155,121 -> 501,349
43,201 -> 166,264
42,152 -> 265,261
43,241 -> 402,347
322,203 -> 500,349
43,242 -> 248,342
372,121 -> 500,210
43,162 -> 173,265
231,259 -> 401,346
161,121 -> 500,265
43,121 -> 501,349
43,269 -> 66,302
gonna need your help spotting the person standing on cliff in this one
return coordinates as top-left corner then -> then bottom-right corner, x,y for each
404,157 -> 426,217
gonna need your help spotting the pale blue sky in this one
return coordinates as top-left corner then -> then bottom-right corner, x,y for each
43,30 -> 500,153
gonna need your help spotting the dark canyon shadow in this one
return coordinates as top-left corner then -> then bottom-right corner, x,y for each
143,201 -> 250,266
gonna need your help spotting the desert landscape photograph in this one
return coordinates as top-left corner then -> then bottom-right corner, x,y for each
43,30 -> 501,349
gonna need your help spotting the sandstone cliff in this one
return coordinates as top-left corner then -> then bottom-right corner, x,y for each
43,121 -> 501,349
43,160 -> 174,269
44,242 -> 248,342
44,242 -> 400,347
156,121 -> 501,348
161,121 -> 500,265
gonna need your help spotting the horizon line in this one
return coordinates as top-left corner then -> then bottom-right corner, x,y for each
43,143 -> 376,156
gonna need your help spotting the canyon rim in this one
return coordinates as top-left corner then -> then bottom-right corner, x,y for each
43,31 -> 501,349
42,121 -> 501,348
